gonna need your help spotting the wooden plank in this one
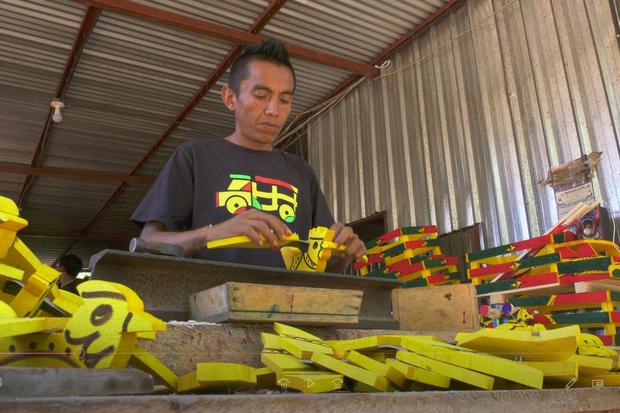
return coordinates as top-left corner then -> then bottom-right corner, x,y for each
0,367 -> 153,397
211,312 -> 358,325
189,282 -> 363,325
392,284 -> 479,331
574,280 -> 620,294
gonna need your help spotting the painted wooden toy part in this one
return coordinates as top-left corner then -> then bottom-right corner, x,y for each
310,352 -> 391,392
177,362 -> 256,393
395,350 -> 495,390
400,337 -> 543,389
385,358 -> 451,388
455,325 -> 580,362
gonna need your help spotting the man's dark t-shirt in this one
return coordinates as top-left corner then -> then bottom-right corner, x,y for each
131,139 -> 334,268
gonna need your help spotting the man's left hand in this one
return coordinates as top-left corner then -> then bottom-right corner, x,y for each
329,223 -> 366,264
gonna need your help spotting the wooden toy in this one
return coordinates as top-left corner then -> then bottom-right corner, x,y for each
177,362 -> 256,393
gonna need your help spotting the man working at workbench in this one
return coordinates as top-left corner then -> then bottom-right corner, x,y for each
131,39 -> 365,272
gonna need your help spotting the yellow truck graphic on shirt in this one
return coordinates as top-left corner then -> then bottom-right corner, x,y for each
216,174 -> 299,223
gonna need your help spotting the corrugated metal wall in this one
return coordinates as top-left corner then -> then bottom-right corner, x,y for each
308,0 -> 620,248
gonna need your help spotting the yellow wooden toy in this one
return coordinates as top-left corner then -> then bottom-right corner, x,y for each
522,358 -> 579,383
455,324 -> 580,362
261,350 -> 315,373
401,337 -> 543,389
311,352 -> 391,392
396,350 -> 495,390
385,358 -> 451,389
177,362 -> 256,393
0,280 -> 166,372
347,350 -> 408,388
274,322 -> 324,342
281,227 -> 341,272
206,232 -> 301,249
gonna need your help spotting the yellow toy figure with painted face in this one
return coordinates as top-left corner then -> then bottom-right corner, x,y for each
0,280 -> 166,369
0,195 -> 72,317
281,226 -> 340,272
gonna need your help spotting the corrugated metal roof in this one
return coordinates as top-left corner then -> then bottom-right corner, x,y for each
0,0 -> 451,264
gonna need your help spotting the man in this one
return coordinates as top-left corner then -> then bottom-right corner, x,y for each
55,254 -> 84,295
132,39 -> 365,272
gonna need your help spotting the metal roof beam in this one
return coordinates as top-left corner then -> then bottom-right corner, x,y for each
75,0 -> 379,77
17,6 -> 101,208
0,163 -> 155,185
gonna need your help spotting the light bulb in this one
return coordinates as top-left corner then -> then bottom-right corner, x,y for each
50,99 -> 65,123
52,107 -> 63,122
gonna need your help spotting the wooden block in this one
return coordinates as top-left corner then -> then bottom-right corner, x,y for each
310,352 -> 391,391
401,337 -> 543,389
347,350 -> 407,388
456,325 -> 580,362
573,354 -> 614,376
385,358 -> 451,388
392,283 -> 479,331
328,335 -> 405,357
261,332 -> 284,350
177,362 -> 256,393
189,282 -> 363,326
522,359 -> 579,382
260,351 -> 314,373
279,336 -> 333,360
395,350 -> 495,390
273,323 -> 325,342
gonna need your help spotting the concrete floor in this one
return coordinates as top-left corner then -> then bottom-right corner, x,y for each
2,388 -> 620,413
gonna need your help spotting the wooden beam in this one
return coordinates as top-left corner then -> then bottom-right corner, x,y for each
75,0 -> 379,77
0,163 -> 156,185
17,7 -> 101,207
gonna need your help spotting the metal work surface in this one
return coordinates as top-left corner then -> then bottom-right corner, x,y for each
2,388 -> 620,413
90,249 -> 399,328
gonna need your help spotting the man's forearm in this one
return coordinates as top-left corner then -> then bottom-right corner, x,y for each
139,224 -> 220,257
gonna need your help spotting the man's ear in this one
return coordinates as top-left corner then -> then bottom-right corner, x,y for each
221,85 -> 236,111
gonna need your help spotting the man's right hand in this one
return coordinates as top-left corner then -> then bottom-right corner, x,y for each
209,209 -> 292,248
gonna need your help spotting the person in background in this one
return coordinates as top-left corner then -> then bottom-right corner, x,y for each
55,254 -> 84,295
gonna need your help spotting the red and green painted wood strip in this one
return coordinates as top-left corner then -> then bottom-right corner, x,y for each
466,232 -> 574,261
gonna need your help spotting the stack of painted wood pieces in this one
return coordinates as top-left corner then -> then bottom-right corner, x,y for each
353,226 -> 462,287
509,290 -> 620,346
456,324 -> 620,388
176,322 -> 620,393
259,322 -> 546,393
470,235 -> 620,297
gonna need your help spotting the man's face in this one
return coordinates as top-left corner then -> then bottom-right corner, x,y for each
225,60 -> 294,150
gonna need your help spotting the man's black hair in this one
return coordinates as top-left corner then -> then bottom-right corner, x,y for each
58,254 -> 83,278
228,38 -> 296,95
